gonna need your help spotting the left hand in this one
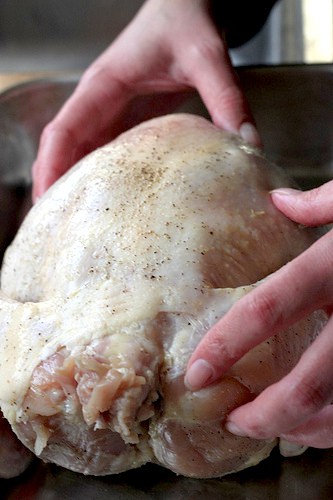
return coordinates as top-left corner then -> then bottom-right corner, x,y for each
185,181 -> 333,448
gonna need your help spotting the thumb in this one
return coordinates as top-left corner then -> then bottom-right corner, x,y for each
271,181 -> 333,227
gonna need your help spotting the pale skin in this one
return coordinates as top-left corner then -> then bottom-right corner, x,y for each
32,0 -> 260,200
186,184 -> 333,448
32,0 -> 333,449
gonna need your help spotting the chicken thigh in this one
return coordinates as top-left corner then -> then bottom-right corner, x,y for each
0,114 -> 325,478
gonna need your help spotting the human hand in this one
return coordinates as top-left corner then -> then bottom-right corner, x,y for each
185,181 -> 333,448
32,0 -> 260,201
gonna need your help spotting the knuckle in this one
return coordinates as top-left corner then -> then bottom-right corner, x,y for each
244,418 -> 270,439
191,38 -> 224,63
300,188 -> 322,220
215,85 -> 245,115
289,377 -> 329,414
245,291 -> 281,331
184,37 -> 226,73
40,120 -> 57,139
41,120 -> 76,146
80,63 -> 125,94
80,63 -> 108,85
303,186 -> 321,205
39,121 -> 60,148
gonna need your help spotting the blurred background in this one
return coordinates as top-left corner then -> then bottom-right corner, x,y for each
0,0 -> 331,72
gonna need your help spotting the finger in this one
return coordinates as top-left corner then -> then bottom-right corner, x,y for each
280,404 -> 333,448
224,315 -> 333,440
271,181 -> 333,227
185,230 -> 333,390
32,64 -> 130,200
177,29 -> 261,147
32,127 -> 76,201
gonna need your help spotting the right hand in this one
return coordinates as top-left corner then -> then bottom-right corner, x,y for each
32,0 -> 260,201
186,183 -> 333,449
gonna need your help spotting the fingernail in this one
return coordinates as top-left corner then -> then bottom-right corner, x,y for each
270,187 -> 301,197
279,439 -> 308,457
185,359 -> 215,391
239,122 -> 261,147
225,420 -> 248,437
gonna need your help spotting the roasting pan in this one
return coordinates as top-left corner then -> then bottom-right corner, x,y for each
0,65 -> 333,498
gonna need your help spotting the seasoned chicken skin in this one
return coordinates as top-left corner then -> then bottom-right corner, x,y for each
0,114 -> 325,478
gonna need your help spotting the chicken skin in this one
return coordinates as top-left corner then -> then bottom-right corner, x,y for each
0,114 -> 325,478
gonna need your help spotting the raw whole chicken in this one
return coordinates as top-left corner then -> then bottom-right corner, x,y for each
0,114 -> 325,478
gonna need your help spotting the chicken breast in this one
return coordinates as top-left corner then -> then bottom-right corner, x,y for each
0,114 -> 325,478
